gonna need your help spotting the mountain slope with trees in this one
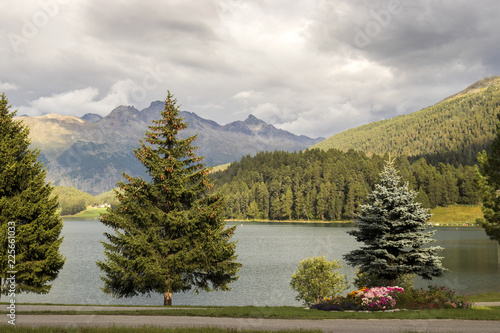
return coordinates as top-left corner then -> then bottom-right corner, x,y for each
210,149 -> 478,221
311,76 -> 500,166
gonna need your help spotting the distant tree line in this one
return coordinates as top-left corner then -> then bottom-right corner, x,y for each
51,186 -> 120,215
210,148 -> 479,221
51,186 -> 95,215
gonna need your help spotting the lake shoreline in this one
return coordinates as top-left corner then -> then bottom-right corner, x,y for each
63,204 -> 484,227
63,217 -> 483,228
226,219 -> 482,227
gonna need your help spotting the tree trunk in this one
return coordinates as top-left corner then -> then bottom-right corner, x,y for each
164,290 -> 172,306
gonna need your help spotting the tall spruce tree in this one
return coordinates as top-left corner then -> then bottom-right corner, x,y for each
97,91 -> 241,305
0,93 -> 65,295
343,160 -> 446,285
476,112 -> 500,244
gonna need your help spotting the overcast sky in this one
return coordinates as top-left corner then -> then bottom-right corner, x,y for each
1,0 -> 499,138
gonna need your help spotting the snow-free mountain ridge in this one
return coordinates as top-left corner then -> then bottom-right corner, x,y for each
18,102 -> 323,194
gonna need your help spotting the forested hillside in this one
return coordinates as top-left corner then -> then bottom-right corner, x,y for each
51,186 -> 95,215
51,186 -> 120,215
311,77 -> 500,166
210,149 -> 478,221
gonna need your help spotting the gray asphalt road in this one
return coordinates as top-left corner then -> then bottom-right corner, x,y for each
7,315 -> 500,333
3,303 -> 499,333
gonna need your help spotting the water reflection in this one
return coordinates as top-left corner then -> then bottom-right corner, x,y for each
16,221 -> 499,306
424,227 -> 500,294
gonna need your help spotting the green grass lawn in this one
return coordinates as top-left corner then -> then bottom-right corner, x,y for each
62,207 -> 108,219
0,327 -> 321,333
429,204 -> 483,225
65,204 -> 484,225
6,305 -> 500,320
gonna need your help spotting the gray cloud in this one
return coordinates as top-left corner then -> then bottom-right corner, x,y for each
0,0 -> 499,138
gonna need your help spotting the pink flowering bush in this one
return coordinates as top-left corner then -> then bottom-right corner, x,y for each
311,286 -> 404,311
311,285 -> 472,312
356,286 -> 404,311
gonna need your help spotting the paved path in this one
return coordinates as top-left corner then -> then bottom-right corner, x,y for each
3,303 -> 499,333
8,315 -> 500,332
474,302 -> 500,307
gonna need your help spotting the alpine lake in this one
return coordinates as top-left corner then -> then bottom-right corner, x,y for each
17,219 -> 500,306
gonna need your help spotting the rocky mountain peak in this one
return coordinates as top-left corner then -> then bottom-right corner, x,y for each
105,105 -> 141,119
244,114 -> 265,125
81,113 -> 103,123
21,102 -> 323,194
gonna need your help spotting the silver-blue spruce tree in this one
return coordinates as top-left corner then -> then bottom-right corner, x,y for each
344,160 -> 446,286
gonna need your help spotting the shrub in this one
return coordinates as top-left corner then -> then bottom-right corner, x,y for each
311,285 -> 472,312
395,285 -> 472,310
356,286 -> 404,311
353,270 -> 415,290
311,286 -> 404,311
290,256 -> 349,306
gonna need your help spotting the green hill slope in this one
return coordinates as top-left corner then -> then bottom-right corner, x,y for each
312,76 -> 500,165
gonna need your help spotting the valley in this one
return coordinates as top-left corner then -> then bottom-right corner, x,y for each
44,77 -> 500,222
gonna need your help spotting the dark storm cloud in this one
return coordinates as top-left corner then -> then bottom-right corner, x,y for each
0,0 -> 499,137
302,0 -> 499,131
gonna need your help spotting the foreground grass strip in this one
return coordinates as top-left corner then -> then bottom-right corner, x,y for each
13,306 -> 500,320
0,302 -> 197,307
0,327 -> 322,333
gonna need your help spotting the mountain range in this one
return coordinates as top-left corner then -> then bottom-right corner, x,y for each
17,102 -> 323,194
17,76 -> 500,195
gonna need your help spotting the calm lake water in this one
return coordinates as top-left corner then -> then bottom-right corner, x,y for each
17,220 -> 500,306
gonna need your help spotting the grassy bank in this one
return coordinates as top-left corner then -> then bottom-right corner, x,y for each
428,204 -> 483,225
62,207 -> 108,219
230,204 -> 484,225
64,204 -> 484,225
7,290 -> 499,308
225,219 -> 351,224
5,305 -> 500,320
0,328 -> 321,333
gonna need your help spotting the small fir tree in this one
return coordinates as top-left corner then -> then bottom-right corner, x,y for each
343,160 -> 446,286
0,93 -> 65,295
97,91 -> 241,305
476,112 -> 500,245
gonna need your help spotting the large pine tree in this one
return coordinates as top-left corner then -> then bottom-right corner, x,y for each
0,93 -> 65,295
97,91 -> 241,305
476,112 -> 500,245
343,160 -> 446,285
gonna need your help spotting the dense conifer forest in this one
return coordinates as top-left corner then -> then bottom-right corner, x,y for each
210,148 -> 478,221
